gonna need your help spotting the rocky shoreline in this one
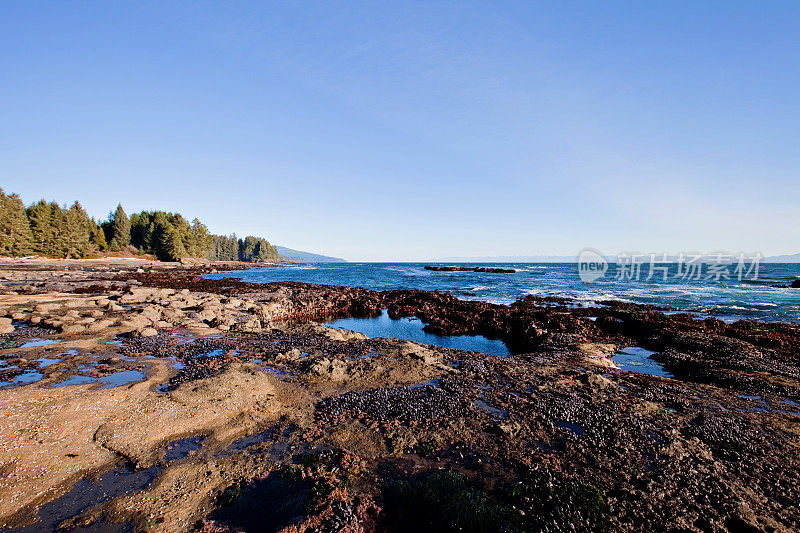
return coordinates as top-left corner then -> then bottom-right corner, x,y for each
0,260 -> 798,532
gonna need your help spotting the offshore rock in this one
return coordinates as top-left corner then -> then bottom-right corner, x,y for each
424,265 -> 516,273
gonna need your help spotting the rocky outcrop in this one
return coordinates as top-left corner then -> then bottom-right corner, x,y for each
424,265 -> 516,273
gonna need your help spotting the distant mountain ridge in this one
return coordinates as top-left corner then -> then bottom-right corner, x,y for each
275,246 -> 346,263
435,253 -> 800,263
764,253 -> 800,263
435,255 -> 579,263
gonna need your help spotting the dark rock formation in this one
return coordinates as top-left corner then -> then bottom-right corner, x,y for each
424,266 -> 516,273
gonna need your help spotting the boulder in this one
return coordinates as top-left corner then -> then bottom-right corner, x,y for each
34,303 -> 61,313
119,317 -> 150,331
61,323 -> 87,335
276,348 -> 303,362
238,317 -> 262,331
87,319 -> 115,333
197,309 -> 217,322
140,327 -> 158,337
0,317 -> 13,334
223,298 -> 243,309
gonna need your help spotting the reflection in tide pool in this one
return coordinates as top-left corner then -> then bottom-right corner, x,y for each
326,310 -> 512,357
52,375 -> 97,387
20,339 -> 60,349
99,370 -> 146,389
0,370 -> 44,388
612,347 -> 673,378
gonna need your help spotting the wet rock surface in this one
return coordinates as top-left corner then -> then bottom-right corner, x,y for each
0,261 -> 797,532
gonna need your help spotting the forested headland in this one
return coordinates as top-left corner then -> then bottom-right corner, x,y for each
0,188 -> 281,262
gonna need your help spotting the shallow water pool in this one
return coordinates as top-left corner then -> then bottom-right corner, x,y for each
99,370 -> 146,389
612,347 -> 673,378
52,375 -> 97,387
326,310 -> 512,357
0,370 -> 44,388
20,338 -> 60,349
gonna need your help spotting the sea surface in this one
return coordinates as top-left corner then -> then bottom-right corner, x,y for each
205,262 -> 800,324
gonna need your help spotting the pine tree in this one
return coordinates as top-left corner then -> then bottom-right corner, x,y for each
90,219 -> 107,250
163,226 -> 185,261
64,202 -> 90,258
27,200 -> 53,255
49,205 -> 70,258
239,236 -> 258,261
129,213 -> 144,249
225,235 -> 238,260
28,202 -> 66,258
108,204 -> 130,251
189,218 -> 211,257
0,189 -> 33,257
0,191 -> 263,262
171,214 -> 192,256
208,234 -> 238,261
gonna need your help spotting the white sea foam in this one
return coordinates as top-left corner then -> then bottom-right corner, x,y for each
516,266 -> 551,271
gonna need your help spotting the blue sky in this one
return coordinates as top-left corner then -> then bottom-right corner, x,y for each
1,1 -> 798,261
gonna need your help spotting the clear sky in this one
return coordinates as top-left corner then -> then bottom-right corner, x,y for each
1,1 -> 798,261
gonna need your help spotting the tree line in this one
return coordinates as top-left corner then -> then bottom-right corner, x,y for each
209,234 -> 279,262
0,188 -> 280,262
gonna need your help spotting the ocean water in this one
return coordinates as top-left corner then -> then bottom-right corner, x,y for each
205,262 -> 800,323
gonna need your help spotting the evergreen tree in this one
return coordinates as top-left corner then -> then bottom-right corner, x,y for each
0,190 -> 261,262
163,226 -> 186,261
129,213 -> 144,249
189,218 -> 211,257
0,189 -> 33,257
108,204 -> 130,251
208,234 -> 239,261
26,200 -> 55,256
63,202 -> 91,258
171,214 -> 193,255
239,236 -> 259,261
235,235 -> 279,262
90,218 -> 107,250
